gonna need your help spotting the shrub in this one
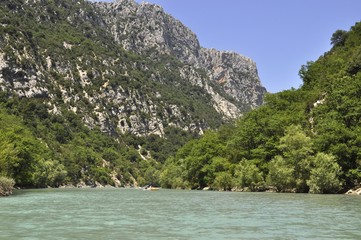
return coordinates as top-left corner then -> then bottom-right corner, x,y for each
213,172 -> 234,191
0,176 -> 15,196
307,153 -> 342,194
235,159 -> 264,191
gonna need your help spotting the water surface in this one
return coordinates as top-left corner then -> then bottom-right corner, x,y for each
0,188 -> 360,239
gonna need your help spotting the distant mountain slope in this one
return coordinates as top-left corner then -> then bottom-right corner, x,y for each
96,0 -> 266,114
0,0 -> 266,137
0,0 -> 265,187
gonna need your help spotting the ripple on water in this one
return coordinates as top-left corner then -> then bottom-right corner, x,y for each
1,189 -> 361,239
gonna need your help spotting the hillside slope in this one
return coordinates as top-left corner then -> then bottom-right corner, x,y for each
160,22 -> 361,193
0,0 -> 265,187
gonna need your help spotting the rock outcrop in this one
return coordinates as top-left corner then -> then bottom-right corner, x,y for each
96,0 -> 266,112
345,187 -> 361,195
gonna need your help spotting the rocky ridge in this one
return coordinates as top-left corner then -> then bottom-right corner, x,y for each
96,0 -> 266,112
0,0 -> 266,138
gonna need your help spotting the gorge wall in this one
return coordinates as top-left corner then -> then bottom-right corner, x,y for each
0,0 -> 266,137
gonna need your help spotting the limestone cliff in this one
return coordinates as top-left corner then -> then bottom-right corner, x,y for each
96,0 -> 266,112
0,0 -> 266,138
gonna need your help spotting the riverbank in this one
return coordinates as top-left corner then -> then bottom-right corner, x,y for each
58,180 -> 117,189
7,179 -> 361,195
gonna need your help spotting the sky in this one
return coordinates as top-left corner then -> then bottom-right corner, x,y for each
105,0 -> 361,93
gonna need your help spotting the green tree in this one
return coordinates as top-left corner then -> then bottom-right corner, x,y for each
0,110 -> 66,187
235,159 -> 264,191
178,131 -> 225,189
213,172 -> 234,191
330,29 -> 348,47
307,153 -> 342,193
267,155 -> 295,192
32,159 -> 67,187
202,157 -> 231,187
267,125 -> 313,192
278,125 -> 313,191
159,158 -> 185,189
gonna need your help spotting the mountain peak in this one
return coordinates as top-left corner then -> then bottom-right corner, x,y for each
96,0 -> 266,109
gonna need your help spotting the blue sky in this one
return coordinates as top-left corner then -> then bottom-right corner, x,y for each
105,0 -> 361,93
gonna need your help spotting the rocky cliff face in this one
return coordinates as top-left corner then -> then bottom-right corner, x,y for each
200,48 -> 265,107
96,0 -> 266,111
0,0 -> 266,138
95,0 -> 201,66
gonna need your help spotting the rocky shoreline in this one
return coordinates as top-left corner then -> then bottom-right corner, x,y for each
59,182 -> 116,189
5,181 -> 361,195
345,187 -> 361,195
58,180 -> 138,189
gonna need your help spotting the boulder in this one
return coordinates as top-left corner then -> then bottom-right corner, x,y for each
345,187 -> 361,195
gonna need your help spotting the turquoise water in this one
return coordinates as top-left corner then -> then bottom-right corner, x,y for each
0,188 -> 360,239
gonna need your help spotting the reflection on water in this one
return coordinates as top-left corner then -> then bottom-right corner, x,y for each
1,188 -> 360,239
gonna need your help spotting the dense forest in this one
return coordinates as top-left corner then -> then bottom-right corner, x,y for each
159,23 -> 361,193
0,0 -> 360,193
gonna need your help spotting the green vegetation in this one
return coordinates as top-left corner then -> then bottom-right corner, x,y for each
0,97 -> 166,188
0,176 -> 15,196
160,22 -> 361,193
0,108 -> 65,187
1,0 -> 360,193
0,0 -> 223,188
0,0 -> 225,130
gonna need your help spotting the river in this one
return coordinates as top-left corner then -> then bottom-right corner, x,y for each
0,188 -> 360,239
